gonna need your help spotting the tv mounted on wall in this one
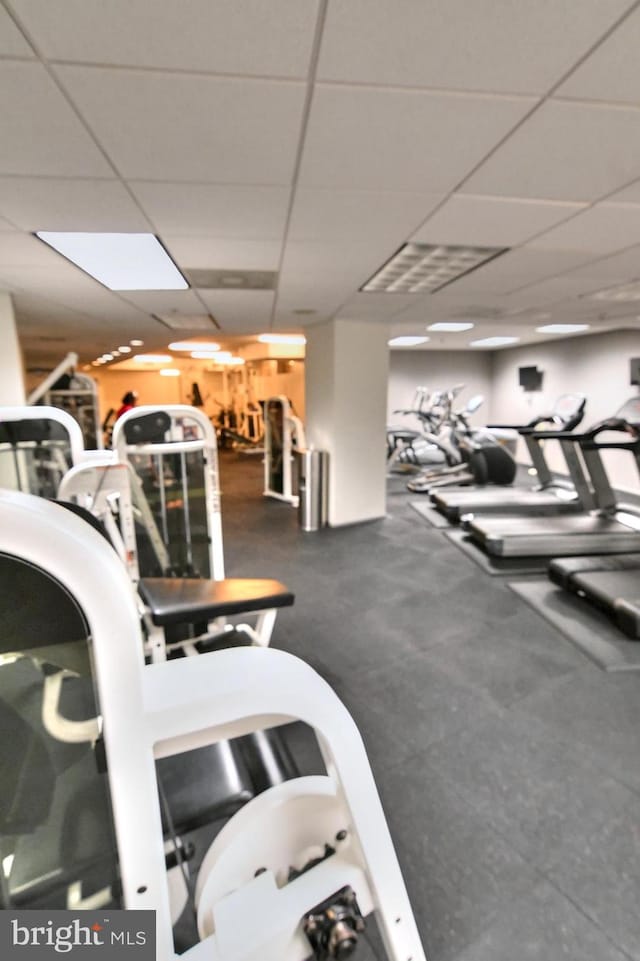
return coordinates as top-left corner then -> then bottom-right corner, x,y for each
518,366 -> 544,391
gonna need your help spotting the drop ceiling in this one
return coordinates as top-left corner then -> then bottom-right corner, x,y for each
1,0 -> 640,367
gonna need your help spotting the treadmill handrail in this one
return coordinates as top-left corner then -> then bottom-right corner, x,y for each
528,418 -> 639,443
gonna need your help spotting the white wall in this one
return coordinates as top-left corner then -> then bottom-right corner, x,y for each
490,330 -> 640,492
387,349 -> 493,431
306,318 -> 388,526
0,292 -> 25,404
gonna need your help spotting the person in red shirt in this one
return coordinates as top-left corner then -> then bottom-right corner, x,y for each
116,390 -> 137,419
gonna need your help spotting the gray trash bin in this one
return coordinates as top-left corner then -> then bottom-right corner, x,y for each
296,448 -> 328,531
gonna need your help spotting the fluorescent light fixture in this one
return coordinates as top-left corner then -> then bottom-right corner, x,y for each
36,232 -> 188,291
169,341 -> 221,352
191,350 -> 231,360
470,336 -> 520,348
587,281 -> 640,302
118,346 -> 131,353
427,322 -> 475,332
388,336 -> 430,347
101,353 -> 113,361
130,339 -> 144,347
134,354 -> 172,363
362,243 -> 507,294
111,350 -> 120,357
257,334 -> 306,345
536,324 -> 590,334
160,368 -> 180,377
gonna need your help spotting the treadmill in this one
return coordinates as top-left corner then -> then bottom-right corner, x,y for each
466,396 -> 640,558
431,393 -> 590,522
548,553 -> 640,639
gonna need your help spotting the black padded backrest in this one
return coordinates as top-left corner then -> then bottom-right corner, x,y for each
0,554 -> 88,655
0,419 -> 69,445
614,395 -> 640,427
551,394 -> 586,430
123,411 -> 171,444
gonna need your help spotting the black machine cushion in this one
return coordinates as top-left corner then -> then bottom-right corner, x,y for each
549,553 -> 640,589
157,741 -> 254,835
571,570 -> 640,639
123,411 -> 171,444
139,577 -> 295,626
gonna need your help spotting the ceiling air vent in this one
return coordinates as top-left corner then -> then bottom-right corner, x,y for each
153,313 -> 219,330
185,269 -> 277,291
361,244 -> 508,294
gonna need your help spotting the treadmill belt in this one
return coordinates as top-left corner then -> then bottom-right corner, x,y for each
471,514 -> 640,558
572,570 -> 640,639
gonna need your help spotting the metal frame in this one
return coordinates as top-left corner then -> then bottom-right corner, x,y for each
263,395 -> 306,507
112,405 -> 224,580
0,491 -> 426,961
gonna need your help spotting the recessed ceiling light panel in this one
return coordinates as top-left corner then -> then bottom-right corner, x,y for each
36,232 -> 187,290
258,334 -> 306,345
160,368 -> 181,377
362,243 -> 507,294
388,336 -> 429,347
536,324 -> 590,334
470,336 -> 520,348
428,322 -> 475,332
134,354 -> 172,364
169,341 -> 221,352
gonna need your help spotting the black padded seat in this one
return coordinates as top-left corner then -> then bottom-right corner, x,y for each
571,569 -> 640,639
157,741 -> 254,835
549,553 -> 640,588
139,577 -> 294,626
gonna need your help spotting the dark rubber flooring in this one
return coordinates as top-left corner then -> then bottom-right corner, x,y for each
220,454 -> 640,961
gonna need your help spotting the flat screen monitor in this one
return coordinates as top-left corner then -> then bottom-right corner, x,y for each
519,366 -> 543,391
630,358 -> 640,386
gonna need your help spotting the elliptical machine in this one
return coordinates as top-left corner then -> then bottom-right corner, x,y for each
406,396 -> 517,494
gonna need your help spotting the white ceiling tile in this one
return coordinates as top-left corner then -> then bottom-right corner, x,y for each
0,177 -> 151,231
0,6 -> 35,57
337,292 -> 424,318
163,237 -> 281,271
298,85 -> 535,192
318,0 -> 631,95
504,272 -> 614,306
435,247 -> 598,296
606,179 -> 640,205
289,188 -> 443,243
0,62 -> 114,177
0,215 -> 16,232
55,67 -> 306,184
129,182 -> 289,238
116,290 -> 208,316
560,245 -> 640,283
528,204 -> 640,255
11,0 -> 318,77
0,232 -> 72,266
196,289 -> 274,332
412,194 -> 586,247
463,100 -> 640,202
557,6 -> 640,104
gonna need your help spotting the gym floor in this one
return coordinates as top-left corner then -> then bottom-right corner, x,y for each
220,451 -> 640,961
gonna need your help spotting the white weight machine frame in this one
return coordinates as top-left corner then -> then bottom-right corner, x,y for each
112,405 -> 224,580
0,490 -> 427,961
263,395 -> 306,507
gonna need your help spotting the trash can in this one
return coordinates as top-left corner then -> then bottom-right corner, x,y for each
296,448 -> 328,532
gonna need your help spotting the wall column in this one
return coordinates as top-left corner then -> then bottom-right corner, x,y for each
0,292 -> 25,404
305,317 -> 388,526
